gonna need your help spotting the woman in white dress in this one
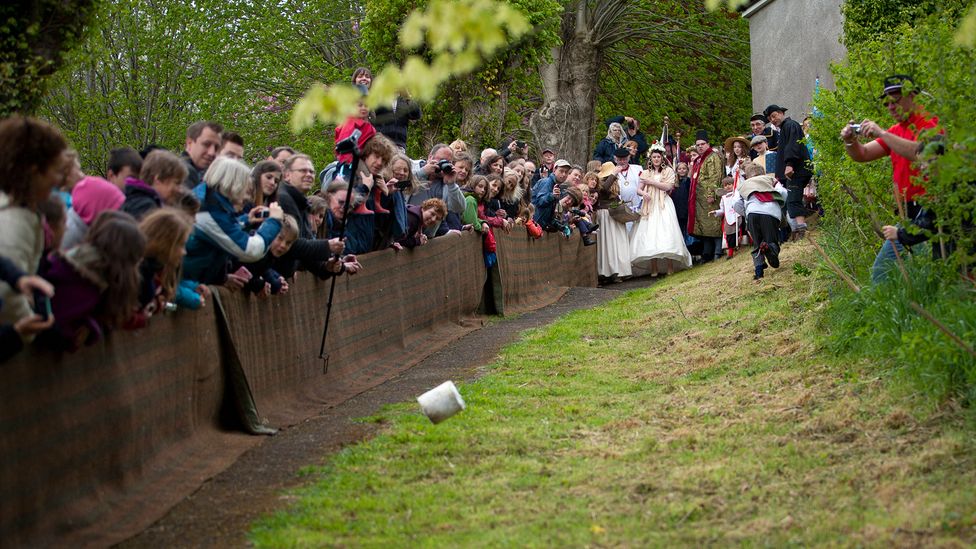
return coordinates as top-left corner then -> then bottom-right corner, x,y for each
630,144 -> 692,276
593,161 -> 632,281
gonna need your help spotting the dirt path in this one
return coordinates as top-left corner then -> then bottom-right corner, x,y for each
119,282 -> 652,548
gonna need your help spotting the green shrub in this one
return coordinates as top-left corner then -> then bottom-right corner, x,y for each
811,5 -> 976,402
819,255 -> 976,403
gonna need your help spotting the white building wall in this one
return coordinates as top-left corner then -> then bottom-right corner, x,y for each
744,0 -> 847,119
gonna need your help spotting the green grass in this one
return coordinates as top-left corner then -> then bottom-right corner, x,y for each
250,240 -> 976,547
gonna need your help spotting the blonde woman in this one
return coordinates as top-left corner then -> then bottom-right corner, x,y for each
182,156 -> 283,286
386,153 -> 427,203
499,168 -> 524,219
593,122 -> 627,163
449,139 -> 468,157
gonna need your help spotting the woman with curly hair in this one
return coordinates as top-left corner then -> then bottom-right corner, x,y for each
0,116 -> 69,327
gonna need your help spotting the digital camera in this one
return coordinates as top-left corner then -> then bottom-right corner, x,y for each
435,159 -> 455,174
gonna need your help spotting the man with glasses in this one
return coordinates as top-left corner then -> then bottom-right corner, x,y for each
687,130 -> 724,262
278,154 -> 317,238
764,104 -> 813,238
272,154 -> 352,271
840,74 -> 940,282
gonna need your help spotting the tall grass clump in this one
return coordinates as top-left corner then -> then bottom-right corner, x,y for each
819,253 -> 976,402
810,4 -> 976,403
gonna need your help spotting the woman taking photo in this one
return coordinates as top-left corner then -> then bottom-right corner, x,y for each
593,122 -> 627,163
182,156 -> 283,287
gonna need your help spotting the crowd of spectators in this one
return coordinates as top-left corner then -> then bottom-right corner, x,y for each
0,79 -> 599,362
11,69 -> 938,362
0,114 -> 369,362
587,105 -> 823,282
0,81 -> 805,363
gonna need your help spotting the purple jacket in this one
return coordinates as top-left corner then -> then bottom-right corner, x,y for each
38,251 -> 105,351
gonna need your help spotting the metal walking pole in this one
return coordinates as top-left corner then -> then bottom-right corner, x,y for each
318,129 -> 363,371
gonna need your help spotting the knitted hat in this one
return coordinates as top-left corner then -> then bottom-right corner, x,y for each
71,176 -> 125,225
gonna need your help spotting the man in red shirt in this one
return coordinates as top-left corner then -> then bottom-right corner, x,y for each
840,74 -> 939,282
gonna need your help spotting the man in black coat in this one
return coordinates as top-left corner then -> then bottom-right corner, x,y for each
765,104 -> 813,236
371,96 -> 421,152
275,154 -> 351,269
180,121 -> 223,188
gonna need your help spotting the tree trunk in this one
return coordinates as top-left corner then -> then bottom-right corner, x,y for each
459,80 -> 502,150
529,32 -> 601,166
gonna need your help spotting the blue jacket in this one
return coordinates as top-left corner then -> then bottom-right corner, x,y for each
593,137 -> 618,163
182,184 -> 282,285
531,174 -> 559,226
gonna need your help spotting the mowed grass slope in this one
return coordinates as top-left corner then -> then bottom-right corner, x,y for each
251,239 -> 976,547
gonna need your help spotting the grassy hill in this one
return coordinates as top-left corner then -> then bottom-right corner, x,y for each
251,239 -> 976,547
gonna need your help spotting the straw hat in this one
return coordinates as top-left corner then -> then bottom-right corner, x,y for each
597,161 -> 616,178
724,136 -> 752,155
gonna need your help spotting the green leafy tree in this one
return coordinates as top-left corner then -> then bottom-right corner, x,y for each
841,0 -> 970,46
531,0 -> 750,164
360,0 -> 560,153
291,0 -> 533,144
38,0 -> 363,173
355,0 -> 749,162
0,0 -> 97,116
593,7 -> 752,155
